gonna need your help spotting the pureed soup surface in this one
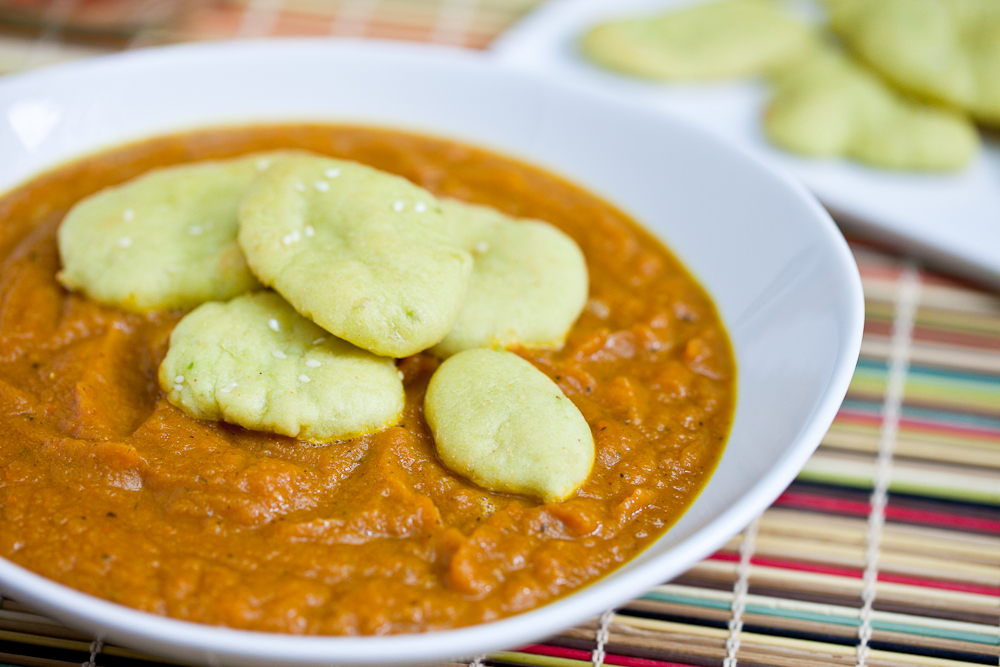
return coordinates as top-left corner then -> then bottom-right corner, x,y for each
0,126 -> 735,635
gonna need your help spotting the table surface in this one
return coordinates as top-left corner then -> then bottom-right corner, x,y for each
0,2 -> 997,667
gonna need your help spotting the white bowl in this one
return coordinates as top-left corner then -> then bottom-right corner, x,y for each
0,39 -> 864,667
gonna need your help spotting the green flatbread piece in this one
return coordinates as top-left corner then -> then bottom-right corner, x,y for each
238,152 -> 472,358
826,0 -> 1000,126
430,199 -> 588,358
580,0 -> 815,80
159,291 -> 404,443
424,348 -> 594,503
57,155 -> 266,312
765,49 -> 979,170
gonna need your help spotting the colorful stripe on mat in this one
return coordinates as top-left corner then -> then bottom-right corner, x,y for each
0,4 -> 998,667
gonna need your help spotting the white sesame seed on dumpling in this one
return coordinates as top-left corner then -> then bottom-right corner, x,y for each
237,152 -> 472,358
56,154 -> 286,312
159,291 -> 404,443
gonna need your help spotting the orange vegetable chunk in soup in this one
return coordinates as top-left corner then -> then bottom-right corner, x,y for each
0,125 -> 735,634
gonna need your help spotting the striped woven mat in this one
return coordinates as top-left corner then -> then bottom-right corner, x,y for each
0,2 -> 997,666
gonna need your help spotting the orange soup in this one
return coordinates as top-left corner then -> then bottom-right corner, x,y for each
0,125 -> 735,634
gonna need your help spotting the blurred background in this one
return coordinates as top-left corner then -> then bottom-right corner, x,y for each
0,0 -> 539,72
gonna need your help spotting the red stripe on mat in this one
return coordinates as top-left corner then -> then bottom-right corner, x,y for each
518,644 -> 698,667
877,572 -> 1000,596
774,491 -> 1000,534
773,491 -> 870,517
708,554 -> 1000,596
884,505 -> 1000,534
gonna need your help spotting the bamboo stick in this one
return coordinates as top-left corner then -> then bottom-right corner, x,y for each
737,533 -> 1000,586
860,337 -> 1000,375
860,277 -> 1000,319
621,605 -> 998,658
870,626 -> 1000,657
0,651 -> 82,667
0,615 -> 93,642
0,627 -> 92,653
604,613 -> 997,667
736,646 -> 853,667
755,508 -> 1000,564
798,450 -> 1000,504
487,651 -> 586,667
829,417 -> 1000,451
822,427 -> 1000,469
643,583 -> 1000,641
844,372 -> 1000,419
678,561 -> 1000,619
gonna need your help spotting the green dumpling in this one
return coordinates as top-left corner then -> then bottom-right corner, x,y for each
425,348 -> 594,503
765,48 -> 979,170
159,291 -> 404,443
431,199 -> 588,358
825,0 -> 1000,126
238,152 -> 472,358
580,0 -> 815,80
58,155 -> 268,312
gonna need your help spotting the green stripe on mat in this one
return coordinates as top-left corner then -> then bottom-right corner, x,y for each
840,398 -> 1000,433
641,591 -> 1000,645
489,652 -> 588,667
849,365 -> 1000,417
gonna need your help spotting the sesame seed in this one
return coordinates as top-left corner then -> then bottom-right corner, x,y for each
414,201 -> 428,213
397,370 -> 405,380
123,209 -> 135,222
392,200 -> 405,212
314,180 -> 329,192
290,229 -> 301,243
474,241 -> 489,254
174,375 -> 185,383
311,337 -> 325,345
304,225 -> 315,238
305,359 -> 321,368
294,182 -> 306,192
257,158 -> 272,171
298,374 -> 311,383
268,318 -> 280,332
117,236 -> 133,248
188,224 -> 203,236
325,167 -> 341,178
272,350 -> 287,359
173,384 -> 183,391
220,386 -> 233,393
282,234 -> 294,245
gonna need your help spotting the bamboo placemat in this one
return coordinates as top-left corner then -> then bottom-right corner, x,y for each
0,2 -> 997,666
